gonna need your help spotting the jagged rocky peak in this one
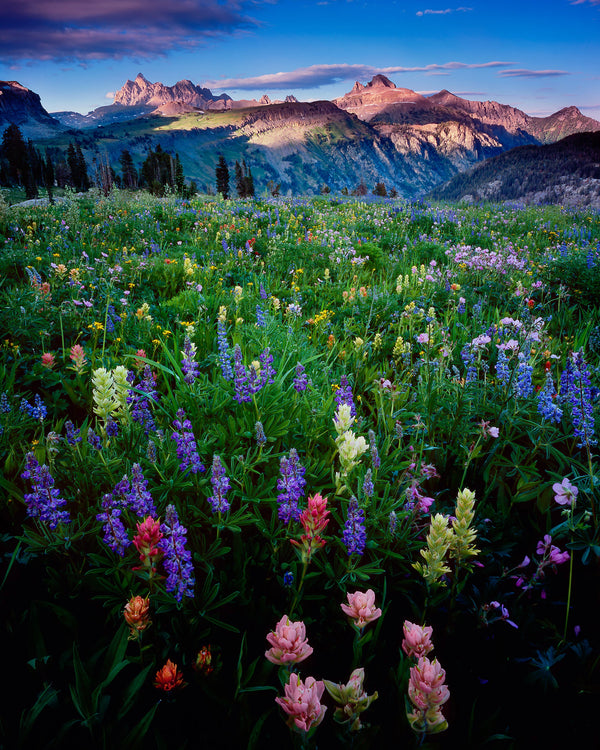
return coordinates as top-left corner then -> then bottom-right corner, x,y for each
366,74 -> 396,89
259,94 -> 272,105
350,81 -> 364,93
285,94 -> 299,103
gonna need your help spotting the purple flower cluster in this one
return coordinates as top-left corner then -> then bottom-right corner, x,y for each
181,335 -> 200,385
127,366 -> 157,435
20,394 -> 47,421
255,421 -> 267,447
233,345 -> 277,403
560,351 -> 597,448
171,409 -> 205,474
97,500 -> 130,556
256,304 -> 267,328
342,497 -> 367,557
207,455 -> 231,513
293,362 -> 308,393
537,372 -> 563,425
495,346 -> 511,386
65,420 -> 82,445
335,375 -> 356,417
362,469 -> 374,499
87,427 -> 102,450
368,429 -> 380,469
515,349 -> 533,399
21,452 -> 70,529
277,448 -> 306,523
217,317 -> 233,380
159,504 -> 195,601
96,465 -> 157,554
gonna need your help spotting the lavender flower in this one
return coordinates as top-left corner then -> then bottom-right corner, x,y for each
207,455 -> 231,513
21,452 -> 70,529
277,448 -> 306,523
0,392 -> 10,413
181,335 -> 200,385
342,497 -> 367,556
171,409 -> 205,474
106,419 -> 119,438
293,362 -> 309,393
257,347 -> 276,389
160,504 -> 195,601
335,375 -> 356,417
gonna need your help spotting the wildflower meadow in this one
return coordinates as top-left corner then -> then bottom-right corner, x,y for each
0,190 -> 599,748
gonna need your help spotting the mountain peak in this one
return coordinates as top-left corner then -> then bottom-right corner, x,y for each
134,73 -> 150,84
367,74 -> 396,89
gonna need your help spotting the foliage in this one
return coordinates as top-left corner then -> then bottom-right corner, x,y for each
0,192 -> 599,748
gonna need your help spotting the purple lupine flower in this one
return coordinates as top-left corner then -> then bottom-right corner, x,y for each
126,463 -> 157,516
106,419 -> 119,438
256,304 -> 267,327
87,427 -> 102,450
335,375 -> 356,417
560,351 -> 597,448
128,366 -> 157,434
217,317 -> 233,380
233,345 -> 252,403
20,394 -> 47,421
515,348 -> 533,399
159,504 -> 195,601
65,420 -> 82,445
293,362 -> 308,393
362,468 -> 374,499
495,346 -> 511,386
207,455 -> 231,513
181,335 -> 200,385
367,430 -> 380,469
147,439 -> 157,462
21,452 -> 70,529
461,345 -> 477,384
342,497 -> 366,556
171,409 -> 205,474
537,372 -> 563,425
259,283 -> 268,300
1,392 -> 11,413
388,510 -> 397,536
255,421 -> 266,447
257,347 -> 276,390
276,448 -> 306,523
96,497 -> 130,556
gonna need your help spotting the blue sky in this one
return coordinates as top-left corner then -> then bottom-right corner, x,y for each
1,0 -> 599,117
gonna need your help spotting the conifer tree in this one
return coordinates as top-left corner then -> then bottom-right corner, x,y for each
216,155 -> 230,199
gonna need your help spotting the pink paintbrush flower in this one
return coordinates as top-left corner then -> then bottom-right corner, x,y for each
402,621 -> 434,659
265,615 -> 313,665
275,673 -> 327,733
340,589 -> 382,630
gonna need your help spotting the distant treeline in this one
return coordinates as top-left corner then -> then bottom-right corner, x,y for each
429,130 -> 600,202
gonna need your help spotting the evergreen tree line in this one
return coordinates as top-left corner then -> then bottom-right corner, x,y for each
0,124 -> 197,200
215,155 -> 255,199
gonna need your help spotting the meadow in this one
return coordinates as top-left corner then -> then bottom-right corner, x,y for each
0,189 -> 599,748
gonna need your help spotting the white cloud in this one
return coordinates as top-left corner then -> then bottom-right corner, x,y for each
498,69 -> 571,78
416,7 -> 472,16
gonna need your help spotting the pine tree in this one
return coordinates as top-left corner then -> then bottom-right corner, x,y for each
43,150 -> 55,203
174,154 -> 184,195
119,149 -> 137,189
216,155 -> 230,199
1,123 -> 29,186
235,160 -> 244,197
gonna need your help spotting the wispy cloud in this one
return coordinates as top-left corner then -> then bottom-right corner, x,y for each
498,69 -> 571,78
0,0 -> 264,63
416,7 -> 472,16
204,61 -> 515,90
570,1 -> 600,6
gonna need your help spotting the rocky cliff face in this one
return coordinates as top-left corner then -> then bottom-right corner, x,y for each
114,73 -> 228,109
0,81 -> 64,138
